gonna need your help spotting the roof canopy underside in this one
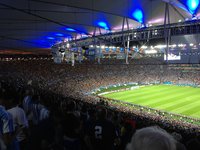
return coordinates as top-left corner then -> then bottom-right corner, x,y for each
0,0 -> 199,50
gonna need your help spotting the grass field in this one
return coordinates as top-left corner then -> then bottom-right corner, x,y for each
103,85 -> 200,119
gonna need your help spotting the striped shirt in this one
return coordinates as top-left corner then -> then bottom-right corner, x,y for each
0,105 -> 14,150
32,104 -> 50,124
22,96 -> 32,115
39,107 -> 49,121
31,103 -> 42,125
0,106 -> 13,135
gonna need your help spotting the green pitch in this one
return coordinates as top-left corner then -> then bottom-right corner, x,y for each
103,85 -> 200,119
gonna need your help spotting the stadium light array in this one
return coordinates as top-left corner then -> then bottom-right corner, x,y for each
141,45 -> 147,49
55,33 -> 64,36
47,37 -> 55,40
178,44 -> 186,47
65,28 -> 76,32
66,43 -> 70,48
101,45 -> 105,48
146,24 -> 152,27
187,0 -> 199,15
63,38 -> 68,42
145,50 -> 157,54
153,30 -> 158,35
185,18 -> 190,21
97,22 -> 109,30
134,33 -> 137,38
132,9 -> 144,23
192,45 -> 198,49
154,45 -> 166,48
170,44 -> 177,48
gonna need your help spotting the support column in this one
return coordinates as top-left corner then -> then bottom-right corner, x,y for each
97,42 -> 101,64
121,17 -> 130,64
126,18 -> 130,64
121,17 -> 126,64
93,27 -> 101,64
164,2 -> 171,63
98,47 -> 101,64
98,27 -> 102,35
126,35 -> 130,64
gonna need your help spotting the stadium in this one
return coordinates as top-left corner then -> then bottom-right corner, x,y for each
99,84 -> 200,122
1,0 -> 200,150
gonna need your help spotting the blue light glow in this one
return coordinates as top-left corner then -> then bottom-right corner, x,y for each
55,33 -> 64,36
47,37 -> 55,40
65,28 -> 76,32
97,21 -> 109,30
187,0 -> 199,14
132,9 -> 144,23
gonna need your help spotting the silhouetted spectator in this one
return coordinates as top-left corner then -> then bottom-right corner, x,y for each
126,126 -> 177,150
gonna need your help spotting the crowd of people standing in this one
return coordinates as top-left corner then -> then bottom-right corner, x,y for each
0,58 -> 200,149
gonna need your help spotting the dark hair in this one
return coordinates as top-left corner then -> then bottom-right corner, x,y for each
67,101 -> 76,112
0,89 -> 20,106
63,113 -> 80,137
96,107 -> 107,120
187,138 -> 200,150
32,94 -> 40,103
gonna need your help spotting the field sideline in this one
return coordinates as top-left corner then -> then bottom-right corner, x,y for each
103,85 -> 200,119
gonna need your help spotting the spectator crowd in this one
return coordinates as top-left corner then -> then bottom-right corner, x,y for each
0,58 -> 200,150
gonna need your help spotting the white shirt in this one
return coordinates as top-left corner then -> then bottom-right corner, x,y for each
8,106 -> 28,142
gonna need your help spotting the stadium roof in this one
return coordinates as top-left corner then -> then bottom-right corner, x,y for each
0,0 -> 200,52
